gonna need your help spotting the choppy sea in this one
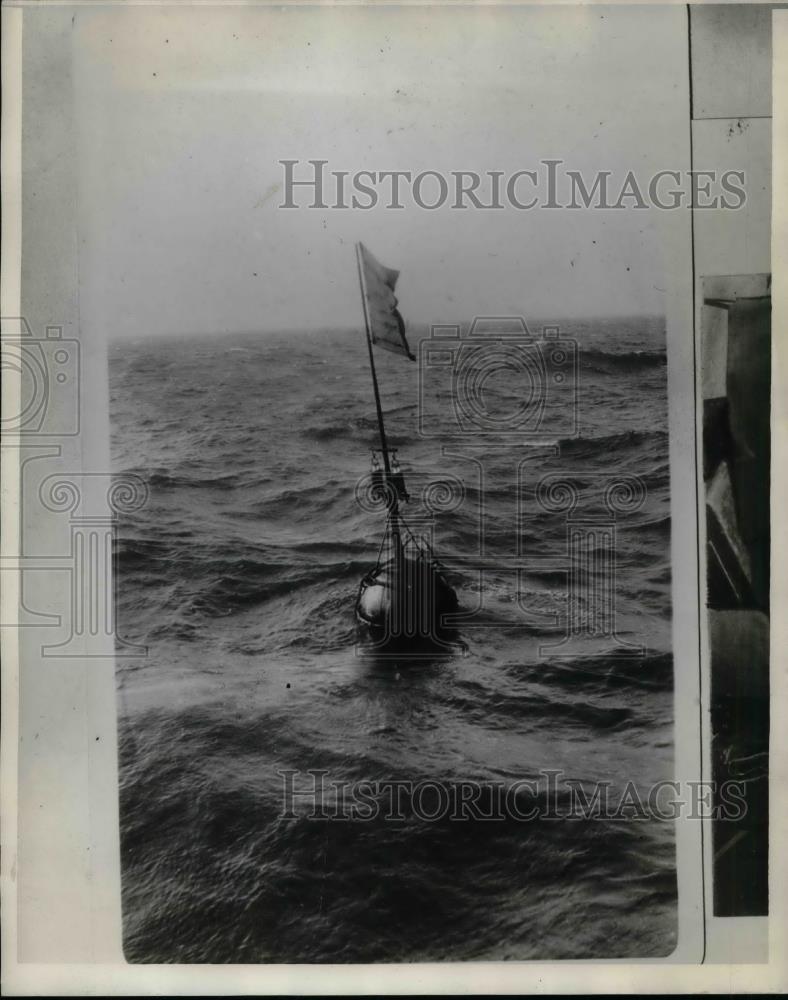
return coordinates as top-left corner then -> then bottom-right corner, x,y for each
110,316 -> 676,962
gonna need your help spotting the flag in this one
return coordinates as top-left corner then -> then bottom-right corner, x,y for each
357,242 -> 415,361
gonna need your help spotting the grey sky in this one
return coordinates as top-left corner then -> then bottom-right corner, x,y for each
73,4 -> 689,339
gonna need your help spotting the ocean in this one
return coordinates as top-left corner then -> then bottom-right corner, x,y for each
110,316 -> 676,962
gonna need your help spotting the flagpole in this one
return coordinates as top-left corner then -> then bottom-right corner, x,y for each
355,242 -> 400,532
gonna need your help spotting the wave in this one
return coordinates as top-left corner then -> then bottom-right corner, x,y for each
516,649 -> 675,693
301,419 -> 412,447
145,469 -> 249,491
180,558 -> 371,619
556,428 -> 668,457
580,348 -> 666,375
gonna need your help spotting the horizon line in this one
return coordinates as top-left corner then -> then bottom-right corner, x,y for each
109,312 -> 666,342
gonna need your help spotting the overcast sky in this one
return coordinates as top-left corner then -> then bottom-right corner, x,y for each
73,4 -> 690,339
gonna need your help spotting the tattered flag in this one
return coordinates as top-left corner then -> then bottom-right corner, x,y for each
357,242 -> 415,361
